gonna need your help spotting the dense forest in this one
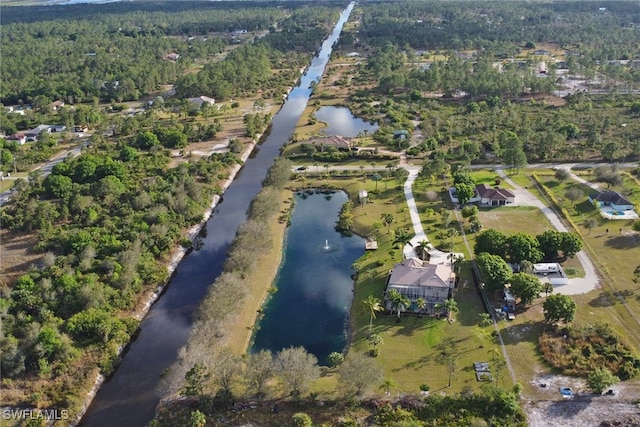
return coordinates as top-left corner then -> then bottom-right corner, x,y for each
174,5 -> 342,100
0,1 -> 344,105
356,0 -> 640,62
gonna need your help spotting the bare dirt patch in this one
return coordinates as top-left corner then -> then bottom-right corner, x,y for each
526,374 -> 640,427
1,228 -> 43,286
525,398 -> 640,427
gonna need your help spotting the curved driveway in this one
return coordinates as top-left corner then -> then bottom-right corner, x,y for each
496,168 -> 599,295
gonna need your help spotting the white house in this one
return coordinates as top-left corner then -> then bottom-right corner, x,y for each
449,183 -> 516,206
475,184 -> 515,206
187,96 -> 216,108
384,257 -> 455,314
6,106 -> 26,115
6,134 -> 27,145
25,125 -> 53,141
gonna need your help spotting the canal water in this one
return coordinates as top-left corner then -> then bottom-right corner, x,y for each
315,106 -> 379,137
80,3 -> 354,426
250,191 -> 364,365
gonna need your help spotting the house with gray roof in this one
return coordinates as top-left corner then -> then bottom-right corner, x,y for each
384,257 -> 455,314
589,190 -> 634,211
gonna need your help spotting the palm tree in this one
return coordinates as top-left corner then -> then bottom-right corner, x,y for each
446,356 -> 457,387
448,253 -> 463,272
385,162 -> 397,177
363,295 -> 383,336
388,289 -> 410,322
415,239 -> 430,260
381,213 -> 395,233
393,227 -> 414,258
416,297 -> 426,317
372,173 -> 382,191
492,356 -> 507,386
478,312 -> 493,327
444,298 -> 459,322
380,378 -> 396,395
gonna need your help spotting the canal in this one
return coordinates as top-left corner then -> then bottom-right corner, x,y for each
80,3 -> 355,426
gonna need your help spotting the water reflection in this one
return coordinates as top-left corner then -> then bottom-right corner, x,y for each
251,191 -> 364,364
315,106 -> 379,137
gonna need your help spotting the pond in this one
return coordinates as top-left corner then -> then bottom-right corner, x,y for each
315,106 -> 379,137
250,191 -> 364,365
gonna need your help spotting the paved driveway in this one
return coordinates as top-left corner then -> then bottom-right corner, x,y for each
496,169 -> 599,295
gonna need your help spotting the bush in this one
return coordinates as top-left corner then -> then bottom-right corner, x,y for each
292,412 -> 313,427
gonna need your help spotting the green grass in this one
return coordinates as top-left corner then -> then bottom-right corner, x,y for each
477,206 -> 552,236
533,172 -> 640,351
470,169 -> 513,189
0,172 -> 28,192
351,283 -> 508,394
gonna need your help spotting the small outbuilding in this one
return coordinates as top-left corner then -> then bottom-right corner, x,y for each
393,130 -> 409,140
358,190 -> 368,204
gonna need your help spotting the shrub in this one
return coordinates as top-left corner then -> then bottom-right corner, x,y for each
292,412 -> 313,427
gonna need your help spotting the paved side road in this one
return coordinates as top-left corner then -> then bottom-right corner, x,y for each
496,168 -> 599,295
0,139 -> 89,206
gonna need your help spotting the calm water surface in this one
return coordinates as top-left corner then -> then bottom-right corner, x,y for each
251,191 -> 364,364
315,106 -> 379,137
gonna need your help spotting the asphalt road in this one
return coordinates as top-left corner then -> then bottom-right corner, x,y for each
0,137 -> 89,206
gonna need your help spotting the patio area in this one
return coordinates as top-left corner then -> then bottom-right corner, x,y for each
599,206 -> 639,220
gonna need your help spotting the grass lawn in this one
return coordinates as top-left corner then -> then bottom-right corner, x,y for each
532,172 -> 640,350
497,300 -> 550,398
350,277 -> 509,394
0,172 -> 28,192
470,169 -> 513,189
477,206 -> 552,236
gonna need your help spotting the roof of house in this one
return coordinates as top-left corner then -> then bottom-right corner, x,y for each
475,183 -> 515,200
25,125 -> 53,136
306,135 -> 352,150
187,96 -> 215,106
388,257 -> 454,289
593,190 -> 633,206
